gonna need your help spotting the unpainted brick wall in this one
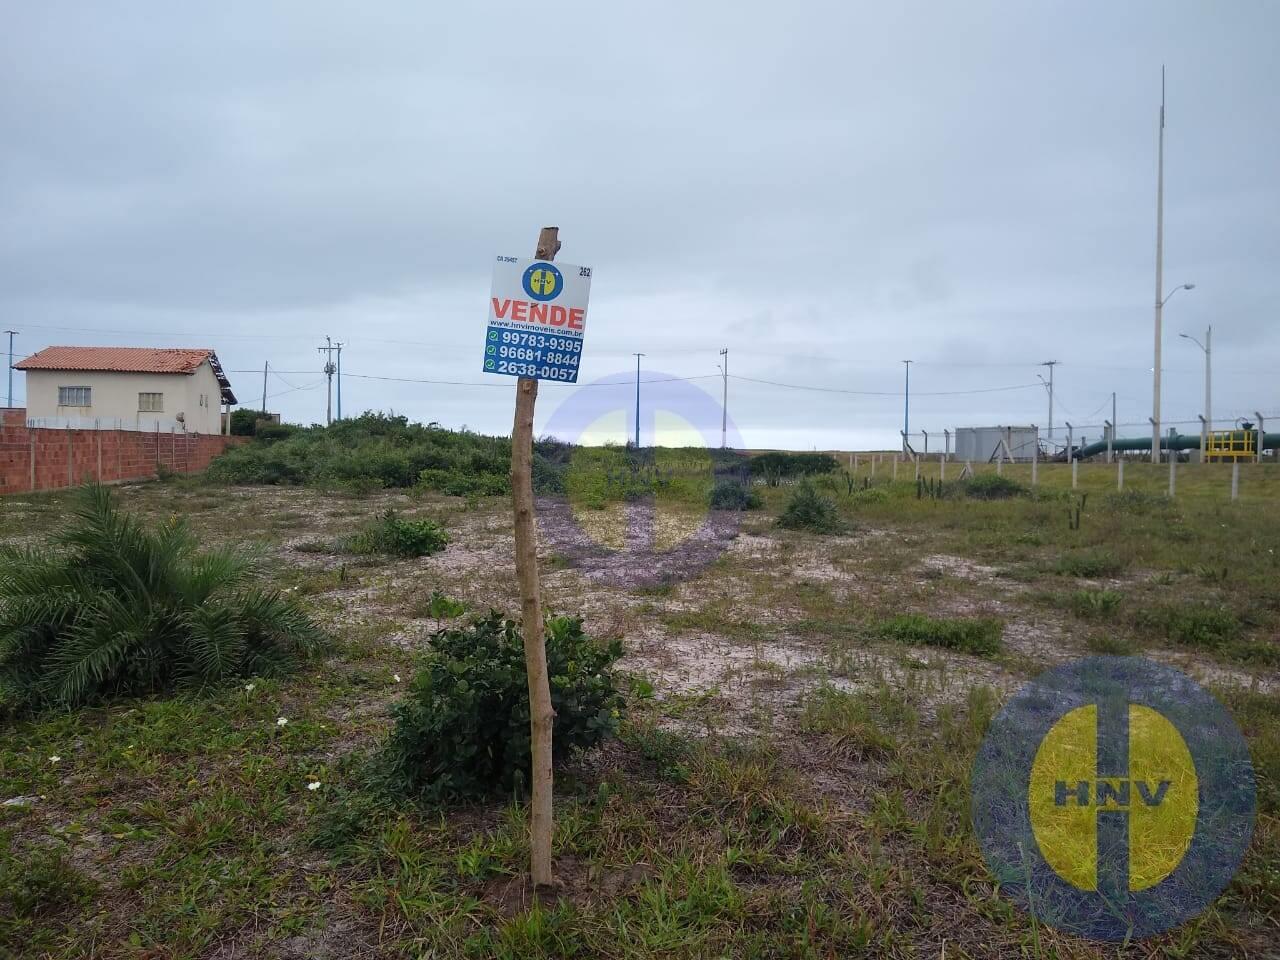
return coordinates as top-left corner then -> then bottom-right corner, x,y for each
0,409 -> 242,495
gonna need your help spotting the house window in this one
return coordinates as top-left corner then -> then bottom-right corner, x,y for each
58,386 -> 92,407
138,392 -> 164,412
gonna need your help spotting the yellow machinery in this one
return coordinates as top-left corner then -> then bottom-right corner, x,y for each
1204,430 -> 1257,461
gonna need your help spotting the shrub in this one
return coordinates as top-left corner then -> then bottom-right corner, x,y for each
750,452 -> 840,485
1066,589 -> 1123,619
776,479 -> 843,533
960,474 -> 1026,500
1054,549 -> 1125,578
1135,603 -> 1241,650
424,590 -> 466,618
0,486 -> 323,715
876,614 -> 1003,656
380,612 -> 624,802
346,511 -> 448,558
708,480 -> 761,511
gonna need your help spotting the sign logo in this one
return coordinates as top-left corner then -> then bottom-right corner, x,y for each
537,370 -> 746,587
522,262 -> 563,301
971,657 -> 1255,941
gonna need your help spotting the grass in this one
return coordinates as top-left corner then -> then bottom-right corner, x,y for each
1,463 -> 1278,958
875,614 -> 1004,657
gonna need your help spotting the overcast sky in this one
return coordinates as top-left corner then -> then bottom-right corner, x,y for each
3,2 -> 1277,450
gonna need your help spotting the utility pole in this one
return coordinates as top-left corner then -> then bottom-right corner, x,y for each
1152,67 -> 1166,465
318,337 -> 337,426
261,361 -> 269,413
1040,361 -> 1059,441
902,360 -> 911,454
335,342 -> 343,421
633,353 -> 644,449
719,347 -> 728,449
4,330 -> 15,409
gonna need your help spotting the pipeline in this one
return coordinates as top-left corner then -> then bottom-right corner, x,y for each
1074,431 -> 1280,461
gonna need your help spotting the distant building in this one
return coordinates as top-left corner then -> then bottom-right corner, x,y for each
14,346 -> 237,435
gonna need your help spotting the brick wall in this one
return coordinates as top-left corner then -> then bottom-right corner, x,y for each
0,408 -> 242,495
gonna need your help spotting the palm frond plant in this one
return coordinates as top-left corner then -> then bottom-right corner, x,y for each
0,486 -> 323,715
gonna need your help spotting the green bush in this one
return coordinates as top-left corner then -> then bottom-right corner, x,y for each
379,612 -> 624,802
1054,549 -> 1125,578
1135,603 -> 1241,650
1066,588 -> 1123,618
876,614 -> 1004,656
776,479 -> 843,533
425,590 -> 466,618
708,480 -> 761,511
960,474 -> 1026,500
0,487 -> 323,715
346,511 -> 448,558
750,452 -> 840,485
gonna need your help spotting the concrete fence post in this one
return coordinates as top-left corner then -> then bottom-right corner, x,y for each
1256,413 -> 1266,465
871,455 -> 877,478
943,429 -> 951,462
1071,457 -> 1078,490
1232,461 -> 1240,501
1031,425 -> 1039,486
914,457 -> 920,481
996,450 -> 1004,476
892,456 -> 898,481
940,456 -> 946,481
1104,420 -> 1113,463
1168,448 -> 1176,497
1117,458 -> 1125,492
1197,415 -> 1207,464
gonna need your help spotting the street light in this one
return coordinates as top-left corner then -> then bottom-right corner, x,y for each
1152,281 -> 1195,463
1179,325 -> 1212,439
1160,282 -> 1195,308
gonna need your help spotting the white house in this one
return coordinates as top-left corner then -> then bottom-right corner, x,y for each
14,346 -> 237,435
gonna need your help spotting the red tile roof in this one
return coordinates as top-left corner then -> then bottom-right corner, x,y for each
15,346 -> 215,375
15,346 -> 238,404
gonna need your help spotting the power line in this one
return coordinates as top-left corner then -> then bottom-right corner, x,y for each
727,374 -> 1042,398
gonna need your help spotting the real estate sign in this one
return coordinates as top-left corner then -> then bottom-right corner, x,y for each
482,256 -> 592,383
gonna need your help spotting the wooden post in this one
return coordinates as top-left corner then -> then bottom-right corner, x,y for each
511,226 -> 561,890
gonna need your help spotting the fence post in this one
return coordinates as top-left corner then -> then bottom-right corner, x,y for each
96,423 -> 102,482
853,453 -> 859,473
922,430 -> 928,457
1168,448 -> 1176,497
892,456 -> 898,481
1066,422 -> 1073,463
1031,425 -> 1039,486
1104,420 -> 1113,463
1197,415 -> 1207,464
1071,457 -> 1078,490
1232,461 -> 1240,500
1256,413 -> 1266,464
66,425 -> 73,487
914,457 -> 920,481
940,456 -> 945,481
944,429 -> 951,462
1117,458 -> 1124,492
996,449 -> 1004,476
871,455 -> 876,478
28,430 -> 35,492
1149,417 -> 1159,464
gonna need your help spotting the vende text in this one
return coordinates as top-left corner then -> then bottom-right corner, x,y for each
491,299 -> 585,331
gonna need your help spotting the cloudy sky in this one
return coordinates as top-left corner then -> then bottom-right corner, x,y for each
3,2 -> 1277,450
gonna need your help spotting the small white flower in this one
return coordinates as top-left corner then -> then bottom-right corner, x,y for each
276,717 -> 289,727
393,673 -> 402,683
307,781 -> 321,791
244,683 -> 256,693
49,755 -> 61,764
